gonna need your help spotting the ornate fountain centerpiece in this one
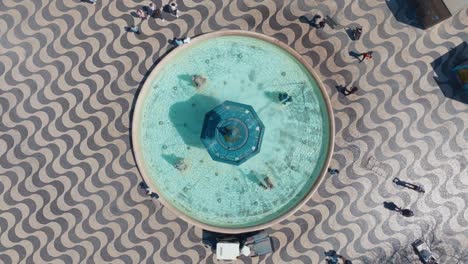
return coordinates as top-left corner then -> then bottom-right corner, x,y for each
200,101 -> 265,165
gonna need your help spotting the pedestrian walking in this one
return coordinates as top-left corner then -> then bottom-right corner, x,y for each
339,256 -> 353,264
128,25 -> 140,34
264,176 -> 274,189
317,19 -> 326,28
169,1 -> 179,17
309,15 -> 326,28
149,4 -> 165,21
343,86 -> 358,96
140,181 -> 158,198
393,178 -> 425,193
278,92 -> 292,104
328,168 -> 340,175
137,9 -> 147,19
383,201 -> 401,212
384,202 -> 414,217
358,51 -> 373,63
308,15 -> 320,26
155,8 -> 164,20
325,250 -> 339,264
146,187 -> 153,195
146,187 -> 159,198
149,3 -> 157,17
401,209 -> 414,217
325,250 -> 351,264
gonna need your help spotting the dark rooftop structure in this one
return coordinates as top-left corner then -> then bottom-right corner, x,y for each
200,101 -> 265,165
415,0 -> 452,28
432,41 -> 468,104
387,0 -> 467,29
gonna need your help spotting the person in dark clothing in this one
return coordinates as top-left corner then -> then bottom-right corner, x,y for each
339,255 -> 353,264
278,92 -> 292,104
168,1 -> 179,17
127,25 -> 140,34
358,51 -> 373,63
317,20 -> 326,28
393,178 -> 425,193
325,250 -> 339,264
401,209 -> 414,217
343,86 -> 358,96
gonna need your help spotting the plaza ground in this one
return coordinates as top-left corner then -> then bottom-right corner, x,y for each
0,0 -> 467,263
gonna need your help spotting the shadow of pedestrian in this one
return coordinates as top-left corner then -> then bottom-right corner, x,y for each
177,74 -> 193,85
264,91 -> 278,102
349,51 -> 361,60
299,15 -> 322,28
161,154 -> 184,167
299,15 -> 311,25
383,201 -> 400,211
80,0 -> 96,4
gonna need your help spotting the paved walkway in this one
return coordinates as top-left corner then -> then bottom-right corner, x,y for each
0,0 -> 467,263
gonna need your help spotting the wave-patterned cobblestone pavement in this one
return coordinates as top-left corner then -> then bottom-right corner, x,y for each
1,0 -> 467,263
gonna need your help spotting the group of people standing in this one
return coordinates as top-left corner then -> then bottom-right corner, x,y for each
126,2 -> 180,34
135,2 -> 178,20
83,1 -> 179,34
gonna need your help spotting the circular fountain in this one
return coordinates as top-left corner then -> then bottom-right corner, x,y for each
200,101 -> 265,165
132,31 -> 334,233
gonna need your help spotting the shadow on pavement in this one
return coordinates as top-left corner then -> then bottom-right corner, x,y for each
385,0 -> 423,29
431,42 -> 468,104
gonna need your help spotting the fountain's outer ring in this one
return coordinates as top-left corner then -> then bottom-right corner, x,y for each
131,30 -> 335,234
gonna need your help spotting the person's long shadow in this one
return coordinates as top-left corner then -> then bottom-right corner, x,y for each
80,0 -> 95,4
299,15 -> 321,28
264,91 -> 278,102
383,201 -> 400,211
177,74 -> 193,85
349,51 -> 361,62
161,154 -> 183,167
299,15 -> 312,25
240,169 -> 265,188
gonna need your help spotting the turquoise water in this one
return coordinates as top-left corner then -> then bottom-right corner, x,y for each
137,36 -> 330,228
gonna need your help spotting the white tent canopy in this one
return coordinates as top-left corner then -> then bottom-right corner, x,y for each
216,242 -> 240,260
